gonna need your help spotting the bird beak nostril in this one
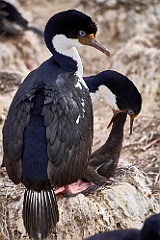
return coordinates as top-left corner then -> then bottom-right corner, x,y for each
78,34 -> 110,57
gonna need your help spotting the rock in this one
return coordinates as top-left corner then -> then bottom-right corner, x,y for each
0,72 -> 22,92
0,167 -> 159,239
0,32 -> 49,75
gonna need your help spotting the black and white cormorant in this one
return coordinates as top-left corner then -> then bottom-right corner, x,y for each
2,9 -> 110,240
85,213 -> 160,240
83,70 -> 142,187
0,0 -> 43,36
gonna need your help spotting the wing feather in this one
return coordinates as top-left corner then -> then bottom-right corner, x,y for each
43,85 -> 93,188
2,70 -> 36,183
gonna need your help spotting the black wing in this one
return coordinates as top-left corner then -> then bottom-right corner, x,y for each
43,83 -> 93,187
3,64 -> 93,188
2,70 -> 36,184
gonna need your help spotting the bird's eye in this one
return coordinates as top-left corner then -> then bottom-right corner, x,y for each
128,109 -> 135,115
79,30 -> 86,37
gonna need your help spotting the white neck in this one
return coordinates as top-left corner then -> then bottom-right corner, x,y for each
85,87 -> 119,108
52,34 -> 83,75
99,85 -> 119,111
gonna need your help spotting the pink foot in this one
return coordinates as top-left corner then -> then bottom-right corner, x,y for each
55,179 -> 93,199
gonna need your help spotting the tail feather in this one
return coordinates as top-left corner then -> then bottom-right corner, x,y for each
23,189 -> 59,240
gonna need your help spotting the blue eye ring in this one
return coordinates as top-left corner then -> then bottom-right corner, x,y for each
128,109 -> 135,116
79,30 -> 86,37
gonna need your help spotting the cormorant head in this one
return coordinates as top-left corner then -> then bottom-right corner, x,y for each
44,9 -> 110,57
85,70 -> 142,134
104,71 -> 142,135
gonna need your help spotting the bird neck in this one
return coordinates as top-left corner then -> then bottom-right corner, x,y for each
85,70 -> 120,92
53,48 -> 83,74
91,113 -> 126,170
52,34 -> 83,74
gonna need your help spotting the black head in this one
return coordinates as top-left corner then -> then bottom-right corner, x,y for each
86,70 -> 142,115
44,9 -> 110,56
110,72 -> 142,117
102,70 -> 142,135
44,9 -> 97,54
85,70 -> 142,134
94,70 -> 142,115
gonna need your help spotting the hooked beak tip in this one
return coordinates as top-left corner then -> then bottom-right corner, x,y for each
129,115 -> 137,135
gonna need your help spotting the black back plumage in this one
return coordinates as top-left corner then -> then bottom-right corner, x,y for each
85,213 -> 160,240
3,57 -> 93,188
3,58 -> 93,187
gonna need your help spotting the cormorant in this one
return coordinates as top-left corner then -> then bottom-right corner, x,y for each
2,9 -> 109,239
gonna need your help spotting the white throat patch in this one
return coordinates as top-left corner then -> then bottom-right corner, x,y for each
52,34 -> 83,75
98,85 -> 119,111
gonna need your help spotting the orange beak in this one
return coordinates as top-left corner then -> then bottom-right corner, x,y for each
107,110 -> 137,135
129,115 -> 137,135
78,33 -> 110,57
